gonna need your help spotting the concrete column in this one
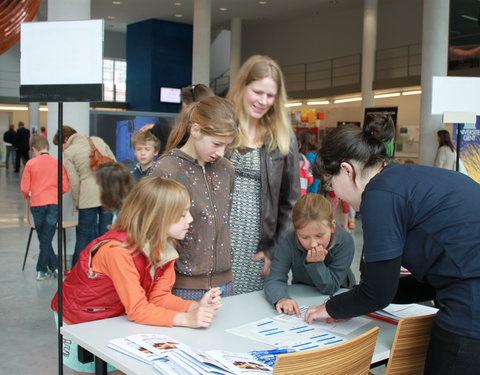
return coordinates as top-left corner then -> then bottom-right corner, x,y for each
361,0 -> 377,118
192,0 -> 211,85
419,0 -> 449,166
28,103 -> 40,132
229,18 -> 242,86
47,0 -> 90,141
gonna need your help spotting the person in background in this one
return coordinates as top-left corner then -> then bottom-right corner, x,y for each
14,121 -> 30,173
95,162 -> 134,224
150,96 -> 238,300
130,130 -> 160,182
20,134 -> 69,280
144,84 -> 215,155
305,124 -> 480,375
296,131 -> 314,195
434,129 -> 456,170
53,126 -> 116,269
264,193 -> 355,316
3,124 -> 16,170
51,177 -> 222,374
297,130 -> 320,194
227,55 -> 300,294
40,126 -> 47,138
363,113 -> 395,160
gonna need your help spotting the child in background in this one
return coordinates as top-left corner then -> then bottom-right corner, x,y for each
264,193 -> 355,316
51,177 -> 222,373
95,162 -> 134,224
298,153 -> 313,195
131,130 -> 160,182
297,130 -> 314,196
20,134 -> 70,280
150,96 -> 239,300
297,130 -> 320,194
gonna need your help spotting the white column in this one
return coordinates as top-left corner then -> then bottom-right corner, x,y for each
192,0 -> 211,85
361,0 -> 377,117
229,18 -> 242,86
28,103 -> 40,132
47,0 -> 90,141
419,0 -> 449,166
47,0 -> 91,225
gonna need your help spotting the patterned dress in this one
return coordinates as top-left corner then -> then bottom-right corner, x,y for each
229,148 -> 264,294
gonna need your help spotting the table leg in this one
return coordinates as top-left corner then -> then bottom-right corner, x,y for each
95,356 -> 108,375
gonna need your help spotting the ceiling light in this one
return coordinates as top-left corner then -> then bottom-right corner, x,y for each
0,106 -> 29,111
285,102 -> 302,107
334,97 -> 362,104
39,107 -> 48,111
219,7 -> 228,11
461,14 -> 478,21
402,90 -> 422,96
107,16 -> 116,20
112,1 -> 121,4
307,100 -> 330,105
174,2 -> 181,5
259,1 -> 268,4
175,14 -> 183,17
374,92 -> 400,99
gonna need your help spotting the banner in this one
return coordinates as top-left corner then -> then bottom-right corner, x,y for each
453,116 -> 480,183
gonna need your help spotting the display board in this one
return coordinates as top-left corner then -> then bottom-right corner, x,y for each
20,19 -> 104,102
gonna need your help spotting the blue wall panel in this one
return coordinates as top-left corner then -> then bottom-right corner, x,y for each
127,19 -> 192,113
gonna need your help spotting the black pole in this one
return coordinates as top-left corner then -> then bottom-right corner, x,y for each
456,123 -> 461,172
57,103 -> 64,375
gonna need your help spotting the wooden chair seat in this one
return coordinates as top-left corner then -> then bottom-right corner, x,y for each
382,314 -> 435,375
21,200 -> 78,271
273,326 -> 379,375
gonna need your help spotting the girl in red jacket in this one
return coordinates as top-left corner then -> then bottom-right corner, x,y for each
52,177 -> 221,373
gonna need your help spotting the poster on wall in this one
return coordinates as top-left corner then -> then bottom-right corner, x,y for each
453,116 -> 480,183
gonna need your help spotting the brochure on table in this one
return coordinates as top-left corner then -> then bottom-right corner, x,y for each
108,333 -> 273,375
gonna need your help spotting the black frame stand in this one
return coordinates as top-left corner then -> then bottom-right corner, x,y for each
21,83 -> 102,375
57,102 -> 64,375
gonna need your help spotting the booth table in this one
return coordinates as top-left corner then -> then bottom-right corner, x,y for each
61,284 -> 396,375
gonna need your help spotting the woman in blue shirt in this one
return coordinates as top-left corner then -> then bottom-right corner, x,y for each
304,124 -> 480,375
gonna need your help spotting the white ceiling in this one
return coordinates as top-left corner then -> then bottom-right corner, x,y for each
38,0 -> 356,33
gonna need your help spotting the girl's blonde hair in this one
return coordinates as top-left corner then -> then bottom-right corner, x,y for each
227,55 -> 291,155
113,177 -> 190,265
163,96 -> 239,155
292,193 -> 337,249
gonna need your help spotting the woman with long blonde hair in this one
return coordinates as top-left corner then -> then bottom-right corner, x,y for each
227,55 -> 300,294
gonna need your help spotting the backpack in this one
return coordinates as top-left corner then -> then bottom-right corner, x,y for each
88,137 -> 114,170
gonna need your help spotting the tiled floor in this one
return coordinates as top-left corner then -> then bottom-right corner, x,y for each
0,164 -> 384,374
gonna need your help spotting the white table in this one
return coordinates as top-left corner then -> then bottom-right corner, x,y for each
61,284 -> 396,374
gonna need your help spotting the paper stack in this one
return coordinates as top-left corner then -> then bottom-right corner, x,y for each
107,333 -> 273,374
367,303 -> 438,324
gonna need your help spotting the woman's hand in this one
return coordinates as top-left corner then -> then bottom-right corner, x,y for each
305,245 -> 328,263
304,303 -> 334,324
174,304 -> 217,328
276,298 -> 301,317
253,251 -> 272,278
139,123 -> 155,132
200,287 -> 222,310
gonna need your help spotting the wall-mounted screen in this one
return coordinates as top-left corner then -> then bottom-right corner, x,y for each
160,87 -> 181,103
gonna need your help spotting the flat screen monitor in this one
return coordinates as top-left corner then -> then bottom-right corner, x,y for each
160,87 -> 181,103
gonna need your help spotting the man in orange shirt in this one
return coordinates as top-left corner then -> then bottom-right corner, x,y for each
20,134 -> 69,280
